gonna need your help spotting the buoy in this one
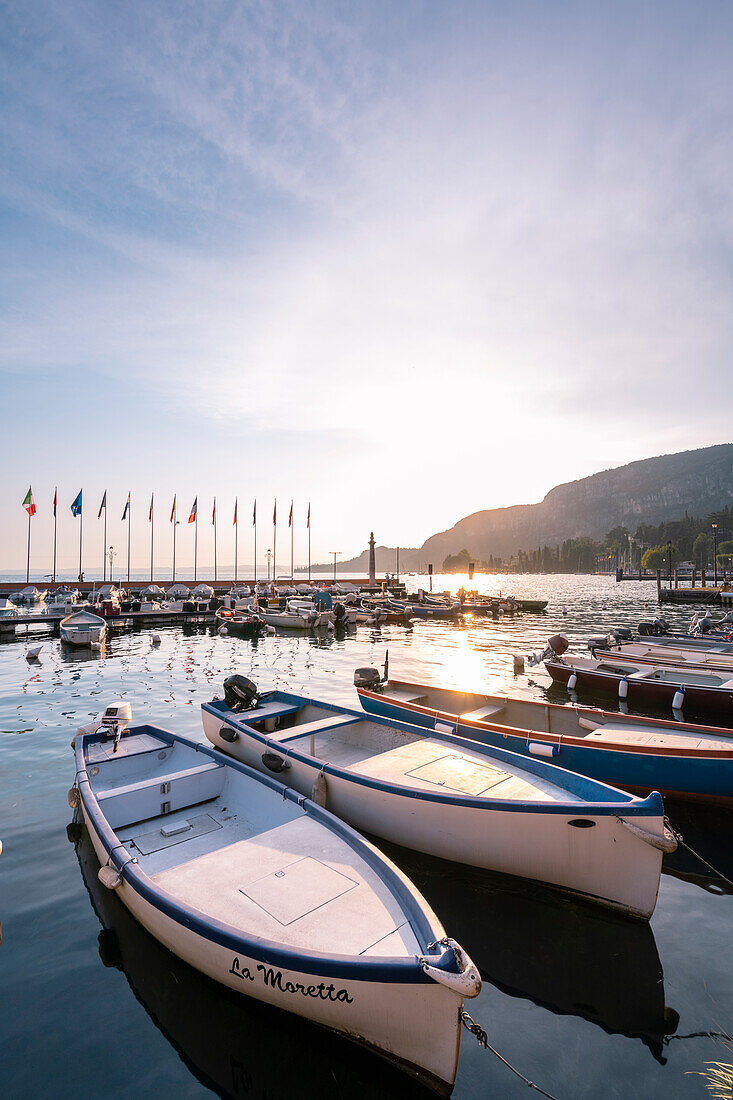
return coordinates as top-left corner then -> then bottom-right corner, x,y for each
619,678 -> 629,700
67,787 -> 81,809
601,604 -> 607,611
26,645 -> 42,661
218,625 -> 228,635
513,655 -> 525,673
266,625 -> 276,635
672,687 -> 685,711
562,606 -> 567,616
151,633 -> 161,645
567,672 -> 577,691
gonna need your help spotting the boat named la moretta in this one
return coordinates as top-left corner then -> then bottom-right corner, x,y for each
202,678 -> 671,920
71,702 -> 480,1094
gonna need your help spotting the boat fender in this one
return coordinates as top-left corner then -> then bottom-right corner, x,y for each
672,687 -> 685,711
311,768 -> 328,808
528,742 -> 559,757
420,939 -> 481,999
567,673 -> 577,691
434,721 -> 455,735
617,816 -> 678,853
219,726 -> 239,743
67,786 -> 81,809
618,678 -> 629,700
262,752 -> 290,773
513,655 -> 525,673
218,626 -> 228,635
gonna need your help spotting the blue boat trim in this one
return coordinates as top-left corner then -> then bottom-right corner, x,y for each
202,696 -> 665,818
75,727 -> 455,986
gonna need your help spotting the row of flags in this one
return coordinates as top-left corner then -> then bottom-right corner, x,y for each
22,488 -> 311,527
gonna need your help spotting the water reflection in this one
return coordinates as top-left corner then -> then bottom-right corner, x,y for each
662,800 -> 733,896
378,841 -> 679,1062
74,824 -> 433,1100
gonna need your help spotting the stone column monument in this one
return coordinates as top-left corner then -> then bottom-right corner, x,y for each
368,532 -> 376,585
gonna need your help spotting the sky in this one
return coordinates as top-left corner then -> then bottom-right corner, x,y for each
2,0 -> 732,573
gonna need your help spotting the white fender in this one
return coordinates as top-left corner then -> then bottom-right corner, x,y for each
617,817 -> 678,853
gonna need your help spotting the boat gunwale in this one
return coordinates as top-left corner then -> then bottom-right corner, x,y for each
203,695 -> 664,817
75,725 -> 453,984
546,657 -> 733,699
358,680 -> 733,760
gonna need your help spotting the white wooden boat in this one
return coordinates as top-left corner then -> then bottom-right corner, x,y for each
60,610 -> 107,646
594,639 -> 733,673
287,598 -> 357,625
72,705 -> 480,1093
0,599 -> 19,619
202,688 -> 669,919
258,608 -> 334,631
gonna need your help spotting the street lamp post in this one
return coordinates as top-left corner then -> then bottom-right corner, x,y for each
667,540 -> 672,587
266,549 -> 272,581
108,546 -> 116,586
329,551 -> 340,581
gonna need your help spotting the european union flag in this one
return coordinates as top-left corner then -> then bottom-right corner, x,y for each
71,490 -> 82,516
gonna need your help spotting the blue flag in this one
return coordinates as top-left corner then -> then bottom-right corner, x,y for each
71,490 -> 82,517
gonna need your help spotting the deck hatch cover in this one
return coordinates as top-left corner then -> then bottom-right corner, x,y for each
406,754 -> 511,796
239,857 -> 358,925
130,813 -> 222,854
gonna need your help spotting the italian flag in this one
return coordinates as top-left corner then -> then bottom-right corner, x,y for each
23,487 -> 36,516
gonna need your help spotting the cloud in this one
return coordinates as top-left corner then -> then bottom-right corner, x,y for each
1,0 -> 733,562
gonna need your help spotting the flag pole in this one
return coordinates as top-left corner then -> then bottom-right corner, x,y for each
150,495 -> 154,582
173,501 -> 177,581
290,501 -> 294,581
127,498 -> 131,585
213,498 -> 217,583
26,507 -> 31,584
254,501 -> 257,585
53,489 -> 57,583
234,498 -> 238,583
308,504 -> 311,583
273,500 -> 277,590
194,509 -> 198,582
79,506 -> 83,583
103,499 -> 107,582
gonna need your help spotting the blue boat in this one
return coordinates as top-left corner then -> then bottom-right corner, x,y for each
355,670 -> 733,806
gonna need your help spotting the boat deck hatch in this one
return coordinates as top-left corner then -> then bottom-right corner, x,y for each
240,856 -> 358,925
406,754 -> 510,796
130,813 -> 222,855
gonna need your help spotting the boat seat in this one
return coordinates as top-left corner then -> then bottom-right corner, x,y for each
236,700 -> 302,724
459,704 -> 505,723
96,761 -> 224,829
277,715 -> 362,743
385,690 -> 429,704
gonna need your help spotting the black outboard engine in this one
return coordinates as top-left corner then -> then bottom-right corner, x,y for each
612,626 -> 633,642
333,602 -> 346,625
354,667 -> 383,691
223,675 -> 260,712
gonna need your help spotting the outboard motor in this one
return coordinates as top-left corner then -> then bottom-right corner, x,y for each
223,675 -> 260,712
587,635 -> 611,652
333,602 -> 346,625
612,626 -> 633,642
637,621 -> 656,636
354,667 -> 383,691
528,634 -> 569,667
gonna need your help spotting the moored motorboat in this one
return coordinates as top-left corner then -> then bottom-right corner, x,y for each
215,607 -> 267,638
355,668 -> 733,804
72,703 -> 480,1093
544,638 -> 733,719
60,610 -> 107,646
202,679 -> 670,919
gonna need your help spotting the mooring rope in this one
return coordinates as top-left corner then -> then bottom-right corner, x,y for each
665,817 -> 733,891
460,1011 -> 560,1100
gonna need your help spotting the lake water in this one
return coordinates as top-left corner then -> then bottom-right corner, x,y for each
1,574 -> 731,1099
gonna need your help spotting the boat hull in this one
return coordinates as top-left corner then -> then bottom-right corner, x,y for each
358,688 -> 733,805
202,706 -> 665,920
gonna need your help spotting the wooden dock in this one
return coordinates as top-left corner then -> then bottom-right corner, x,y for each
0,608 -> 217,637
